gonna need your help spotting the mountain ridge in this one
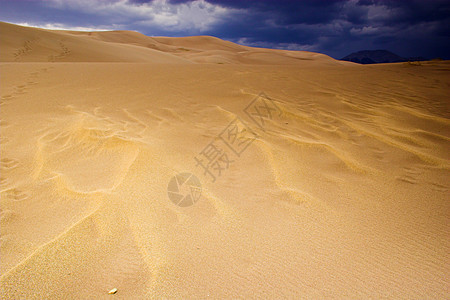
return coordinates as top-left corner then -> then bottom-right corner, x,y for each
341,49 -> 427,64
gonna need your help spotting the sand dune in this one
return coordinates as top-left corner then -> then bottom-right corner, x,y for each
0,22 -> 191,63
0,22 -> 449,298
0,22 -> 338,65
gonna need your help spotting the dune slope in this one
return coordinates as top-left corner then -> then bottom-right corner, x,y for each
0,22 -> 449,299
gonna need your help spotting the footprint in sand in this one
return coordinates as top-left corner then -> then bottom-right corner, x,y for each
0,120 -> 10,128
48,41 -> 71,62
429,183 -> 448,192
1,69 -> 47,104
0,177 -> 11,189
26,80 -> 38,86
0,158 -> 19,170
14,85 -> 27,95
396,166 -> 424,184
1,94 -> 14,101
403,166 -> 424,176
1,95 -> 13,106
5,188 -> 29,202
396,175 -> 418,184
368,146 -> 387,162
13,40 -> 33,61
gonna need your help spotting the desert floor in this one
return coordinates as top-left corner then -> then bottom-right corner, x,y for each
1,22 -> 449,299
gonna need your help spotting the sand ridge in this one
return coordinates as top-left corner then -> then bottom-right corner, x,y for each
0,21 -> 340,65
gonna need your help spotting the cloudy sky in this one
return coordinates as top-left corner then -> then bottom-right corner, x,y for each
1,0 -> 449,59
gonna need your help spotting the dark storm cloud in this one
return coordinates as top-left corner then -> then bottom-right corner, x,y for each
0,0 -> 448,59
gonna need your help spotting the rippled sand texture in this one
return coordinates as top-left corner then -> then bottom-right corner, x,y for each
1,22 -> 449,299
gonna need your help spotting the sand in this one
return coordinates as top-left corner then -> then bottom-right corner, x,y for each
0,21 -> 449,298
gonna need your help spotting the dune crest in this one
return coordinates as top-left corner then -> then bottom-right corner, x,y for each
0,22 -> 337,65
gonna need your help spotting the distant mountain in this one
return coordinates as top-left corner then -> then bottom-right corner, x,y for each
341,50 -> 427,64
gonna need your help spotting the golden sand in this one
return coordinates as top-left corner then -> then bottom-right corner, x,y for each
0,22 -> 449,298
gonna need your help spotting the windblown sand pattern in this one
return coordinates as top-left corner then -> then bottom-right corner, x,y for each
0,22 -> 449,298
